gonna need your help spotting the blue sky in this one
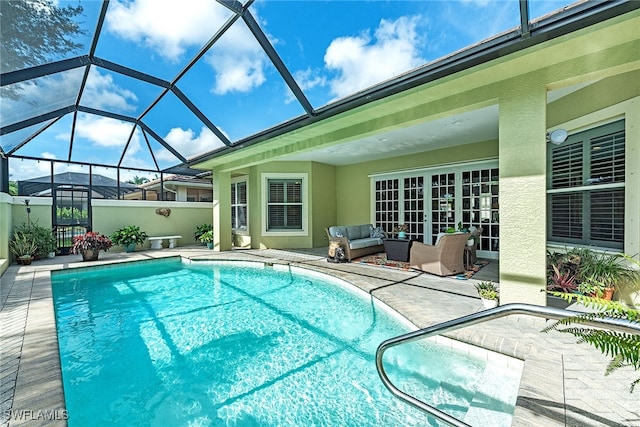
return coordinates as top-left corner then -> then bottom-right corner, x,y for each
3,0 -> 570,182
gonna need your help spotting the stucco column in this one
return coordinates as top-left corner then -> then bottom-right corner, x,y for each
625,98 -> 640,258
498,79 -> 548,305
212,169 -> 232,251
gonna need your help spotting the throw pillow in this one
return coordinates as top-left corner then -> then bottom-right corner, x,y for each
370,226 -> 385,238
335,231 -> 344,237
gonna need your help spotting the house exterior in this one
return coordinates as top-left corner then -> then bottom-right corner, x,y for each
124,175 -> 213,202
191,10 -> 640,306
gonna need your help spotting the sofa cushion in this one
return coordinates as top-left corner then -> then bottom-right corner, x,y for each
370,226 -> 385,238
349,237 -> 383,250
345,224 -> 372,240
329,226 -> 348,238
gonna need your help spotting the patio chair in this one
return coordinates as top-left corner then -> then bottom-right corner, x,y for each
409,233 -> 469,276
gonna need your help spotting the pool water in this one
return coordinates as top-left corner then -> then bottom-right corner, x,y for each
51,259 -> 520,426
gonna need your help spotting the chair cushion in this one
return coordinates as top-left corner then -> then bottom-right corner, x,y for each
435,231 -> 466,245
349,237 -> 383,250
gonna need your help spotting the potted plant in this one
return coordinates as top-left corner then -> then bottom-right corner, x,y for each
9,231 -> 38,265
475,281 -> 499,309
194,224 -> 213,244
70,232 -> 113,261
110,225 -> 148,252
579,251 -> 633,300
199,230 -> 215,249
34,226 -> 57,258
393,224 -> 409,239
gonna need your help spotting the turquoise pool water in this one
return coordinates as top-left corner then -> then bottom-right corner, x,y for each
52,259 -> 519,426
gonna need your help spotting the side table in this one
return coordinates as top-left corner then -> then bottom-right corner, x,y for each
463,245 -> 477,269
383,238 -> 413,262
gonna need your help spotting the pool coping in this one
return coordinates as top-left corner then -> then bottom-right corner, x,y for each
2,248 -> 638,426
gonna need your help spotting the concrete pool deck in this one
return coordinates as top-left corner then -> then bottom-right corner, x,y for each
1,246 -> 638,426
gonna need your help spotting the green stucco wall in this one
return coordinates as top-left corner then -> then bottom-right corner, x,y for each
211,162 -> 337,250
92,201 -> 213,249
335,140 -> 498,226
0,194 -> 13,275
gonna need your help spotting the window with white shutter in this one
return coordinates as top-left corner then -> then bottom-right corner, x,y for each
267,179 -> 303,230
547,120 -> 625,249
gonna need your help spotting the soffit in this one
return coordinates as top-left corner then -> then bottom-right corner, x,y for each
192,11 -> 640,170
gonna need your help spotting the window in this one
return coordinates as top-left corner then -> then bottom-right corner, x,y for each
547,120 -> 625,249
231,179 -> 247,231
262,173 -> 307,234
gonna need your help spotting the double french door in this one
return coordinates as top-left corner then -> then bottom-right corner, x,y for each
373,163 -> 500,256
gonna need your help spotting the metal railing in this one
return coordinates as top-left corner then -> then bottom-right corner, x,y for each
375,303 -> 640,427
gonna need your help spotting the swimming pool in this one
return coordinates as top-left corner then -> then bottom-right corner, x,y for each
51,258 -> 521,426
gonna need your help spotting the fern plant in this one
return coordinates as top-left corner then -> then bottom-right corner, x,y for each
543,291 -> 640,392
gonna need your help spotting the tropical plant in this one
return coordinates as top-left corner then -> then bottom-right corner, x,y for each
11,221 -> 57,257
543,291 -> 640,392
56,206 -> 88,220
70,232 -> 112,254
547,264 -> 578,293
110,225 -> 148,246
9,231 -> 38,259
475,281 -> 499,301
1,0 -> 86,100
193,223 -> 213,241
547,248 -> 638,297
198,230 -> 215,244
580,251 -> 634,292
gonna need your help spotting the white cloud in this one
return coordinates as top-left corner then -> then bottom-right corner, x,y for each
159,126 -> 226,160
285,68 -> 327,104
324,16 -> 425,100
106,0 -> 269,95
204,16 -> 270,95
74,115 -> 141,155
207,50 -> 267,95
9,158 -> 55,181
106,0 -> 226,61
82,69 -> 138,112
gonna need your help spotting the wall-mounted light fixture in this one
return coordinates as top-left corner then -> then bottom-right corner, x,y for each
547,129 -> 568,145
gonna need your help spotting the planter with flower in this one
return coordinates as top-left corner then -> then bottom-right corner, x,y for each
393,224 -> 409,239
71,232 -> 113,261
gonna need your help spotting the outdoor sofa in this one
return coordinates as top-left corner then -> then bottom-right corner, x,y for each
325,224 -> 385,262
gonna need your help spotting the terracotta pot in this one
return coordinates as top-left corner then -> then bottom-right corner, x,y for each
81,249 -> 100,262
602,287 -> 614,300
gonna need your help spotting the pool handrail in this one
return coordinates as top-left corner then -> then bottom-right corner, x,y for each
375,302 -> 640,427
